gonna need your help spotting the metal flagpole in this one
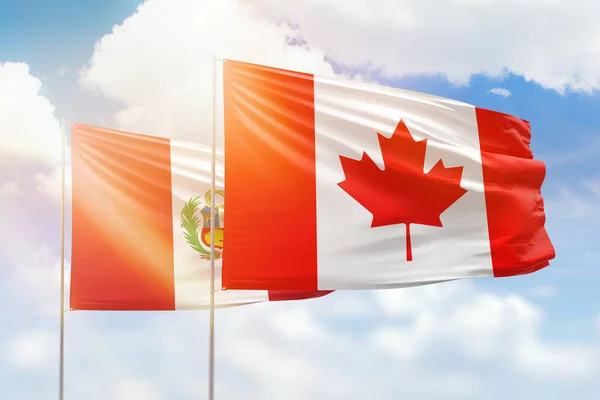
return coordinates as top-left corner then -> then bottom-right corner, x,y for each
208,55 -> 217,400
59,119 -> 67,400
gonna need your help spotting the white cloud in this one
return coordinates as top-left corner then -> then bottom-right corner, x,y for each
113,378 -> 160,400
35,164 -> 71,203
488,88 -> 511,97
210,294 -> 486,399
270,307 -> 328,340
80,0 -> 338,141
2,245 -> 599,399
8,331 -> 56,371
0,62 -> 65,201
49,284 -> 597,399
250,0 -> 600,93
0,181 -> 20,195
0,62 -> 62,166
14,245 -> 62,289
9,244 -> 70,316
373,282 -> 599,380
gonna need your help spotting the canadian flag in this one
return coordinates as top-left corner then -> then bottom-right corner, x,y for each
220,60 -> 555,291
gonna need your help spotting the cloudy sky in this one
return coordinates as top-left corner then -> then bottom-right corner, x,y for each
2,0 -> 600,398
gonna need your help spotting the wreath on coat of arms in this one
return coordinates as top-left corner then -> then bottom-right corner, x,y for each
180,189 -> 225,260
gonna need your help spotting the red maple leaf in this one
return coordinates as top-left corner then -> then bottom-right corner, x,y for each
338,119 -> 467,262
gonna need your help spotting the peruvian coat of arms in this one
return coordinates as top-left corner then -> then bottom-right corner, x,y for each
180,189 -> 225,261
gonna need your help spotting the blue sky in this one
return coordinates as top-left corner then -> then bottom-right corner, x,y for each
2,0 -> 600,399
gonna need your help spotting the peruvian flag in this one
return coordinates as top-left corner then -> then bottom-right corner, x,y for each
221,60 -> 555,291
69,123 -> 331,311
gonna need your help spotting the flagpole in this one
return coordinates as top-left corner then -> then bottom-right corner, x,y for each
208,55 -> 217,400
59,119 -> 66,400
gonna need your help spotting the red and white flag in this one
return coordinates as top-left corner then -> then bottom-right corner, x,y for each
70,60 -> 555,306
69,124 -> 331,310
221,60 -> 555,291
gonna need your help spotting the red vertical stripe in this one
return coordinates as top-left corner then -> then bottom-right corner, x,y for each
70,124 -> 175,310
222,60 -> 318,290
476,108 -> 555,277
